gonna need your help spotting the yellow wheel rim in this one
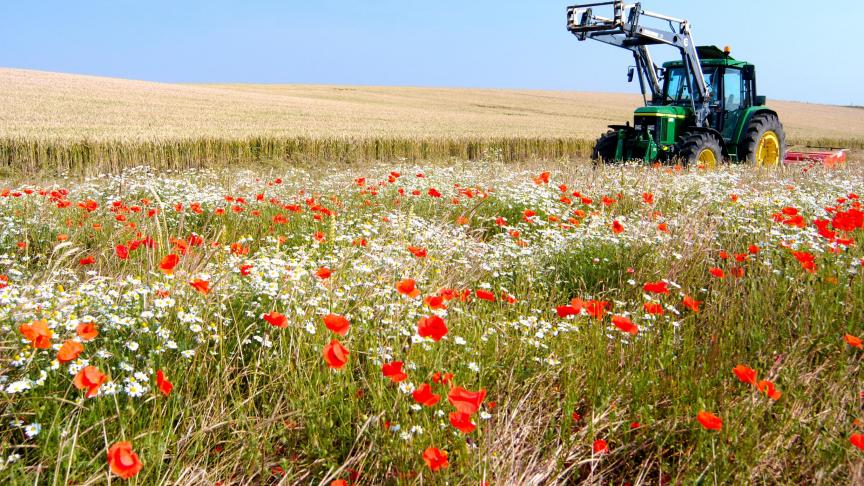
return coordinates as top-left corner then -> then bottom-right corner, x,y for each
755,131 -> 780,166
697,148 -> 717,169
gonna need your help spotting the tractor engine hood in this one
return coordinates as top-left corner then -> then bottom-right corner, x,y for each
634,106 -> 691,119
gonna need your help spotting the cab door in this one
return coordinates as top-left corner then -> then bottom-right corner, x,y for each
720,67 -> 748,143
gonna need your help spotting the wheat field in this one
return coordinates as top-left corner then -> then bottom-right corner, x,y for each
0,67 -> 862,173
2,68 -> 863,142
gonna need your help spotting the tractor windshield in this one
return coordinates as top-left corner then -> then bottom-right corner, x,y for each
662,66 -> 720,105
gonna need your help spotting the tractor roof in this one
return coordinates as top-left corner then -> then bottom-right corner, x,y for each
663,45 -> 750,69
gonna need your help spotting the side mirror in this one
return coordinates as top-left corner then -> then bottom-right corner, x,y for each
627,67 -> 635,83
755,95 -> 767,106
742,65 -> 755,81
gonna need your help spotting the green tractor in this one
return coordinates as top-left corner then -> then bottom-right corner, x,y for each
567,1 -> 785,167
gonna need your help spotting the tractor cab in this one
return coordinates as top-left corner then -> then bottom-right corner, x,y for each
659,47 -> 762,144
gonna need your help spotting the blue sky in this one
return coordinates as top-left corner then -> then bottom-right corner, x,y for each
1,1 -> 861,105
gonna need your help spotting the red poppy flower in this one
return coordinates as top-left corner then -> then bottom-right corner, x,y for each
76,322 -> 98,341
428,188 -> 442,198
19,320 -> 53,349
159,254 -> 180,274
592,439 -> 609,454
78,199 -> 98,212
533,171 -> 550,185
612,220 -> 624,234
696,411 -> 722,431
432,372 -> 454,385
407,246 -> 427,258
115,244 -> 129,260
586,299 -> 611,319
642,281 -> 669,294
412,383 -> 441,406
424,295 -> 447,310
709,267 -> 725,278
682,295 -> 701,313
381,361 -> 408,383
643,302 -> 664,315
229,242 -> 249,255
845,334 -> 863,349
396,279 -> 420,298
323,314 -> 350,336
79,255 -> 96,266
189,279 -> 210,295
448,386 -> 487,414
316,267 -> 332,279
449,412 -> 477,434
732,364 -> 757,385
792,251 -> 816,273
156,369 -> 173,396
437,288 -> 456,301
422,447 -> 449,472
556,305 -> 579,318
107,441 -> 143,479
73,365 -> 107,398
417,315 -> 448,341
323,339 -> 349,369
263,311 -> 288,328
851,433 -> 864,451
832,208 -> 864,231
475,289 -> 496,302
57,340 -> 84,363
611,315 -> 638,335
239,264 -> 254,276
756,380 -> 782,400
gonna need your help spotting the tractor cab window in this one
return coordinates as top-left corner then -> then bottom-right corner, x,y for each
662,66 -> 719,105
723,68 -> 743,110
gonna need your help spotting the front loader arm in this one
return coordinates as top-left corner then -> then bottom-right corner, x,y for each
567,1 -> 712,127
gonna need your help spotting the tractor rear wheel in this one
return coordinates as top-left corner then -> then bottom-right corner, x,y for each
591,131 -> 619,164
675,132 -> 723,168
739,113 -> 786,166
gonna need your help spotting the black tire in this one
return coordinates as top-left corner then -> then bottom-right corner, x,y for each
591,131 -> 619,164
675,132 -> 724,167
738,113 -> 786,166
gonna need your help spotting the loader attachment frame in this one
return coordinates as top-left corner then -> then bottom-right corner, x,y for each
567,1 -> 713,128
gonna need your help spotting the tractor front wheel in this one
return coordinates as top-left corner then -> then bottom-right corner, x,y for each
739,113 -> 786,166
676,132 -> 723,168
591,131 -> 619,164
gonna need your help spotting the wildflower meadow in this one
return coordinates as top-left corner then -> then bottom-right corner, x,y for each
1,160 -> 862,484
